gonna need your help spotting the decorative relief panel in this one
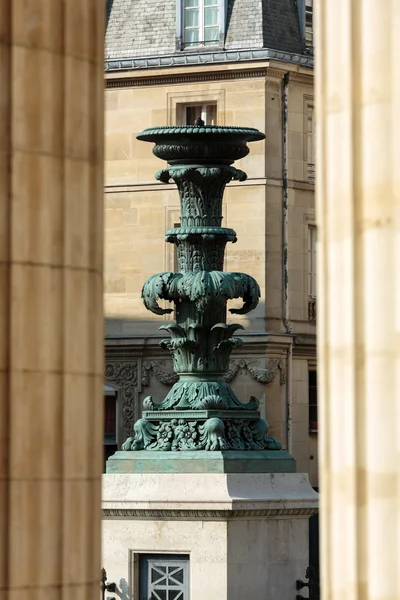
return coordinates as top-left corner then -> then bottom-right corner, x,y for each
141,357 -> 287,387
104,354 -> 286,442
141,360 -> 179,386
104,361 -> 138,440
225,358 -> 287,385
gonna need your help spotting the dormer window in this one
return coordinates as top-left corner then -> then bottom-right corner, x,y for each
298,0 -> 314,50
305,0 -> 313,47
176,0 -> 225,50
183,0 -> 219,47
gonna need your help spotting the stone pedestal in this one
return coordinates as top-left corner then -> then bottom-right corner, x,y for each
102,472 -> 318,600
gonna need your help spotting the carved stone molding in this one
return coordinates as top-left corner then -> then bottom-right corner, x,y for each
265,67 -> 285,80
225,358 -> 286,385
102,507 -> 318,519
104,361 -> 139,439
141,360 -> 179,387
106,69 -> 267,89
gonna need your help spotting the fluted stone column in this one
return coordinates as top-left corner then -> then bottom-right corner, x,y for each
316,2 -> 400,599
0,2 -> 104,599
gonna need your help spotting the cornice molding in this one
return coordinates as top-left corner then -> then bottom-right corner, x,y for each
105,48 -> 314,75
264,67 -> 285,80
292,334 -> 317,359
102,507 -> 318,519
288,71 -> 314,86
106,68 -> 267,89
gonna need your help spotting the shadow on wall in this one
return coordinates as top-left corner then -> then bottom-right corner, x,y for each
225,0 -> 236,41
106,0 -> 114,27
105,579 -> 130,600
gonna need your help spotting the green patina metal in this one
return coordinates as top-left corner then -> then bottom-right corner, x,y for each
107,450 -> 296,474
122,123 -> 285,456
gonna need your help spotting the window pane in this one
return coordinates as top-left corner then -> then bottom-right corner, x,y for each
184,0 -> 198,6
309,369 -> 318,425
104,396 -> 116,439
151,567 -> 167,584
170,568 -> 184,584
204,0 -> 217,5
205,104 -> 217,125
204,6 -> 218,25
184,7 -> 199,27
204,26 -> 219,42
186,105 -> 202,124
184,27 -> 199,44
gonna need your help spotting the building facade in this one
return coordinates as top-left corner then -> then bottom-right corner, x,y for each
104,0 -> 317,487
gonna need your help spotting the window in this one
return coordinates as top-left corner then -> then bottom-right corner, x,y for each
309,369 -> 317,433
183,0 -> 219,48
179,103 -> 217,126
308,226 -> 317,321
308,226 -> 317,297
305,0 -> 313,47
307,104 -> 315,183
104,390 -> 117,469
140,555 -> 190,600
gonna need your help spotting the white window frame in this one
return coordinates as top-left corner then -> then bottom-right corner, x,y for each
305,0 -> 313,47
307,103 -> 315,183
140,554 -> 190,600
176,0 -> 226,50
180,102 -> 217,126
297,0 -> 314,48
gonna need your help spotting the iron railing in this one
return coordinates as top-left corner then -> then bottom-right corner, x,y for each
101,568 -> 116,600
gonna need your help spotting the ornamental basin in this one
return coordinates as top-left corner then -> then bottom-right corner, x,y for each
136,125 -> 265,165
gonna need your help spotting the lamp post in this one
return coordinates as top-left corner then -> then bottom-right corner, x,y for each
122,122 -> 282,454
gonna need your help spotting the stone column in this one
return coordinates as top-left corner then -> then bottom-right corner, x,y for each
315,1 -> 400,598
0,2 -> 104,598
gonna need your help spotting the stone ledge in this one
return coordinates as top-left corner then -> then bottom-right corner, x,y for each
102,507 -> 317,519
106,450 -> 296,474
102,471 -> 319,519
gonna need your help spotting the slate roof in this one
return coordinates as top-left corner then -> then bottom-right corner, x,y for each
106,0 -> 306,63
106,0 -> 176,59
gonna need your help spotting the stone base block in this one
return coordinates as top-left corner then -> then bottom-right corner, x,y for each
106,450 -> 295,474
102,472 -> 318,600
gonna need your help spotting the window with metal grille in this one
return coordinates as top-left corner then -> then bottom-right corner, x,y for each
308,226 -> 317,322
140,555 -> 190,600
309,369 -> 318,433
308,226 -> 317,296
307,103 -> 315,183
183,0 -> 219,48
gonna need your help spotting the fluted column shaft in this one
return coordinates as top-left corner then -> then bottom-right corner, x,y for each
0,2 -> 104,599
316,1 -> 400,599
